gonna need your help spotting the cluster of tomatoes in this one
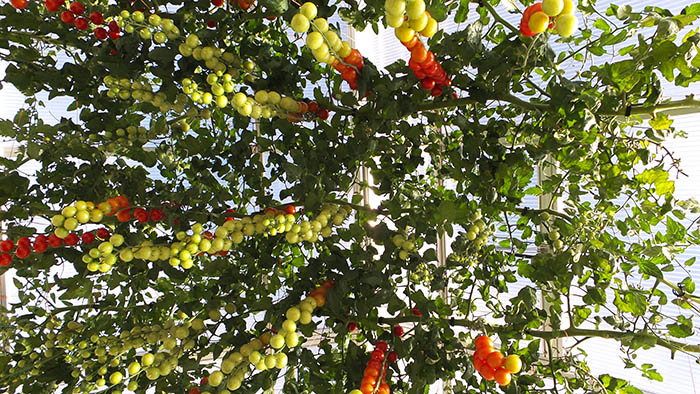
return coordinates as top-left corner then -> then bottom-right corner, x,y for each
47,1 -> 121,40
520,0 -> 578,38
404,38 -> 450,97
0,228 -> 111,267
308,279 -> 333,307
289,100 -> 330,122
212,0 -> 255,11
332,49 -> 365,91
472,335 -> 522,386
349,340 -> 395,394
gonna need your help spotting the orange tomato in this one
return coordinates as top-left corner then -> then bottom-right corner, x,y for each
486,351 -> 505,369
495,368 -> 512,386
361,376 -> 376,387
313,293 -> 326,307
116,208 -> 131,222
360,384 -> 374,394
410,45 -> 428,63
115,195 -> 129,208
364,366 -> 379,378
344,49 -> 364,70
402,36 -> 419,49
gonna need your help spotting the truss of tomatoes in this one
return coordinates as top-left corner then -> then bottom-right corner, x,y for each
519,3 -> 552,37
404,37 -> 450,97
332,49 -> 365,91
44,0 -> 121,41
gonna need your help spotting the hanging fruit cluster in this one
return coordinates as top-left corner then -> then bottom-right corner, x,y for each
384,0 -> 438,36
385,0 -> 450,96
3,194 -> 352,273
348,340 -> 394,394
472,335 -> 523,386
119,10 -> 181,43
291,2 -> 365,90
195,281 -> 333,393
44,0 -> 121,41
520,0 -> 578,38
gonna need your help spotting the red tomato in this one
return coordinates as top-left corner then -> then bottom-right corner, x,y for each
89,11 -> 104,24
387,350 -> 398,363
375,340 -> 389,352
15,246 -> 30,259
45,0 -> 61,12
360,384 -> 374,394
115,195 -> 130,208
94,27 -> 108,40
64,233 -> 79,246
341,68 -> 357,82
431,87 -> 443,97
317,109 -> 329,120
421,78 -> 435,90
393,325 -> 404,338
402,36 -> 419,49
367,359 -> 382,370
0,254 -> 11,266
0,240 -> 14,252
74,17 -> 89,30
81,232 -> 95,244
418,51 -> 435,67
61,11 -> 75,24
48,234 -> 63,248
10,0 -> 27,9
371,349 -> 385,361
69,1 -> 84,14
96,228 -> 109,239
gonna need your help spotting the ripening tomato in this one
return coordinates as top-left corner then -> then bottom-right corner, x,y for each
486,351 -> 505,369
361,376 -> 376,387
411,45 -> 428,63
360,384 -> 375,394
116,208 -> 132,222
341,68 -> 357,83
504,354 -> 522,373
495,368 -> 512,385
402,36 -> 419,49
479,363 -> 496,380
11,0 -> 28,9
367,359 -> 382,370
474,346 -> 493,362
364,366 -> 379,378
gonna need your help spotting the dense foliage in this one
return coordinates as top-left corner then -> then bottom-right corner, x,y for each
2,0 -> 700,393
